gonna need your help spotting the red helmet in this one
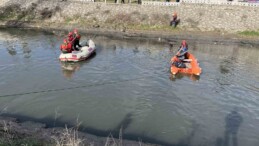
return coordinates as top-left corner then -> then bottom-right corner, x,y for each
74,29 -> 78,33
181,40 -> 187,47
68,32 -> 73,36
63,39 -> 67,43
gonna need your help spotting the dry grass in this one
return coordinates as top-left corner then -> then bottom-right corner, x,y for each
52,125 -> 84,146
0,120 -> 42,145
105,133 -> 117,146
0,118 -> 145,146
51,125 -> 143,146
104,126 -> 143,146
1,120 -> 14,144
52,117 -> 84,146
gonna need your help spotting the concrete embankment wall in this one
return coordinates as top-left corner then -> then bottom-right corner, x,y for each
0,0 -> 259,33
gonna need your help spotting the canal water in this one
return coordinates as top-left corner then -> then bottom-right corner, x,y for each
0,28 -> 258,146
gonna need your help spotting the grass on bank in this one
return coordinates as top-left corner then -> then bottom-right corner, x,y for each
127,24 -> 180,32
0,138 -> 43,146
238,30 -> 259,37
52,125 -> 141,146
0,120 -> 142,146
52,125 -> 84,146
0,120 -> 45,146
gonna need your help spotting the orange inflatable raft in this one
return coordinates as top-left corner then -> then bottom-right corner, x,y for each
171,52 -> 202,76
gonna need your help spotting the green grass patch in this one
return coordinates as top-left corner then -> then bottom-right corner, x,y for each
0,12 -> 17,21
238,31 -> 259,36
127,24 -> 180,32
0,138 -> 46,146
65,17 -> 73,24
0,4 -> 21,21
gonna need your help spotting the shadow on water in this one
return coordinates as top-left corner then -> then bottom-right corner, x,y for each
169,73 -> 200,82
216,46 -> 240,90
113,113 -> 133,132
215,109 -> 243,146
60,52 -> 96,79
219,46 -> 239,75
224,109 -> 243,146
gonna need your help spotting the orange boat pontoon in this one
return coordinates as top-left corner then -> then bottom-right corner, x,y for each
171,52 -> 202,76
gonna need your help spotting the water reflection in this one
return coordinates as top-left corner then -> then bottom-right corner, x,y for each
60,53 -> 96,79
4,37 -> 32,58
224,109 -> 243,146
60,62 -> 81,79
21,41 -> 31,58
5,40 -> 17,56
132,46 -> 139,54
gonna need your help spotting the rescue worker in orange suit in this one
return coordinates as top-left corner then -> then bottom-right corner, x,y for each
73,29 -> 82,51
172,40 -> 189,68
67,32 -> 74,43
60,39 -> 73,53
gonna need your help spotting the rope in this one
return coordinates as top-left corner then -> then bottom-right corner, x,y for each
0,75 -> 151,98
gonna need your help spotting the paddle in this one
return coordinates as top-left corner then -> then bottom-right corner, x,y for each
171,46 -> 184,64
183,59 -> 192,62
69,36 -> 77,44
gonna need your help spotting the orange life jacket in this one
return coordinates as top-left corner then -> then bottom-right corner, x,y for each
60,42 -> 72,53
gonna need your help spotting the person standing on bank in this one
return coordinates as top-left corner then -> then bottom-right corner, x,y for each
170,12 -> 180,27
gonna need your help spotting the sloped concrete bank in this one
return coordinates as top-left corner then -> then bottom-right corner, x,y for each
0,0 -> 259,45
1,0 -> 259,32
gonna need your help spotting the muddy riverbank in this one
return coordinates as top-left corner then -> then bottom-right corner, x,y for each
0,116 -> 157,146
1,23 -> 259,48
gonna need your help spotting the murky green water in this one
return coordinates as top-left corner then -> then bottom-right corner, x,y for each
0,28 -> 258,146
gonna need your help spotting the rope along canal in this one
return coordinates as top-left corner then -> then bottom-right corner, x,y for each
0,75 -> 154,98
